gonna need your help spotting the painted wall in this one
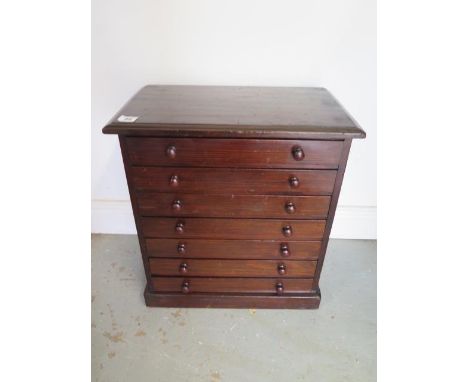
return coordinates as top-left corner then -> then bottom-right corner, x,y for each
92,0 -> 376,238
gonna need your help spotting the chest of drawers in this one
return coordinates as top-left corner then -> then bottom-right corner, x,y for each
103,85 -> 365,309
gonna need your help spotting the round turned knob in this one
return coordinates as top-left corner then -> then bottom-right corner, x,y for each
276,282 -> 284,295
291,146 -> 305,161
169,175 -> 179,187
280,243 -> 290,257
277,263 -> 287,275
181,281 -> 190,293
179,262 -> 188,274
175,222 -> 185,234
172,200 -> 182,211
282,225 -> 292,237
177,243 -> 186,254
289,176 -> 299,188
285,202 -> 296,214
166,145 -> 177,159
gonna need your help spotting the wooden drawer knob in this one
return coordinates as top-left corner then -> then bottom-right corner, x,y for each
181,281 -> 190,293
175,222 -> 185,234
282,225 -> 292,237
291,145 -> 305,161
276,282 -> 284,295
169,175 -> 179,187
289,176 -> 299,188
179,262 -> 188,274
166,145 -> 177,159
172,199 -> 182,211
177,243 -> 186,254
280,243 -> 290,257
277,263 -> 287,275
285,202 -> 296,214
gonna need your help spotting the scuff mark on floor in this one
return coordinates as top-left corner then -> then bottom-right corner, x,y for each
158,328 -> 168,344
103,331 -> 126,343
107,304 -> 118,329
229,323 -> 237,331
210,371 -> 222,382
171,309 -> 182,318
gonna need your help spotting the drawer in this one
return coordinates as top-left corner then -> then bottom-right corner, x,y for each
145,239 -> 321,260
141,217 -> 326,240
126,138 -> 343,169
131,167 -> 336,195
137,193 -> 331,219
151,277 -> 314,294
149,259 -> 317,278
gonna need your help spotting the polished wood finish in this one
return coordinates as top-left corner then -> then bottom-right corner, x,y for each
149,258 -> 316,278
102,86 -> 365,139
137,193 -> 331,219
131,167 -> 337,195
104,85 -> 365,309
151,277 -> 314,294
118,136 -> 153,285
313,138 -> 353,289
126,138 -> 343,169
144,285 -> 321,309
145,239 -> 322,260
141,217 -> 326,240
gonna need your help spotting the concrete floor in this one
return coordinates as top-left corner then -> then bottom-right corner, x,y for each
92,235 -> 376,382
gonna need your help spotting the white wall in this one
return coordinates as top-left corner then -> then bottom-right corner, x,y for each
92,0 -> 376,239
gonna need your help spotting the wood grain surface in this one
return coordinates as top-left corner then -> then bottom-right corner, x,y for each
102,85 -> 365,139
140,217 -> 326,240
137,193 -> 331,219
126,137 -> 343,169
149,258 -> 316,278
131,167 -> 337,195
145,239 -> 322,260
151,277 -> 314,293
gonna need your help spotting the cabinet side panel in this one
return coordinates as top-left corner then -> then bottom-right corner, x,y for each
118,135 -> 152,290
313,138 -> 352,289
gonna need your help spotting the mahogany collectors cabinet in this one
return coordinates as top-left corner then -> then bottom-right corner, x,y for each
103,85 -> 365,309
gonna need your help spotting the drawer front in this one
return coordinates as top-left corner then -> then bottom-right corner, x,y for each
145,239 -> 321,260
149,259 -> 316,278
141,217 -> 326,240
151,277 -> 314,294
131,167 -> 336,195
137,193 -> 330,219
126,138 -> 343,169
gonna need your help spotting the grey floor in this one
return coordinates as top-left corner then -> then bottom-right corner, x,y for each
92,235 -> 376,382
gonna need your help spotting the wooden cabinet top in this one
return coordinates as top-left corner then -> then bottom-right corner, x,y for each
102,85 -> 365,139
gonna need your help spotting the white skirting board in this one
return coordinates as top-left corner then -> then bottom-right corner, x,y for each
91,200 -> 376,240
